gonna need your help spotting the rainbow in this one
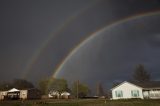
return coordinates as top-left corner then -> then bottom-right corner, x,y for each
46,10 -> 160,90
21,0 -> 101,79
46,10 -> 160,91
20,3 -> 160,90
53,10 -> 160,78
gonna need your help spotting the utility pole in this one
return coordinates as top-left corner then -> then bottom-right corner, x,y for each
77,80 -> 79,99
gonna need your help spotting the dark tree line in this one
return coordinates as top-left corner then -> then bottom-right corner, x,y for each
0,79 -> 34,90
0,78 -> 91,97
38,78 -> 90,98
0,64 -> 150,98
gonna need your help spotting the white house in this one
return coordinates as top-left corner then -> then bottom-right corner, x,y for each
61,91 -> 70,99
111,81 -> 160,100
48,91 -> 70,99
0,91 -> 7,100
6,88 -> 20,100
0,88 -> 41,100
48,90 -> 60,99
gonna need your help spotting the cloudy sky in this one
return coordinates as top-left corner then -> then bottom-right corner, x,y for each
0,0 -> 160,88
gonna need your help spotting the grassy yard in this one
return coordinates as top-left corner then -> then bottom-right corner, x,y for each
0,99 -> 160,106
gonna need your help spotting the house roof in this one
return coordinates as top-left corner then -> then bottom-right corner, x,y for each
61,92 -> 70,96
8,88 -> 20,92
111,81 -> 160,90
131,81 -> 160,89
111,81 -> 142,90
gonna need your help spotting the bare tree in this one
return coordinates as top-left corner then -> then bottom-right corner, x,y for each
96,82 -> 104,96
133,64 -> 151,82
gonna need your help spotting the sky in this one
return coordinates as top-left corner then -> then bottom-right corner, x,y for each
0,0 -> 160,88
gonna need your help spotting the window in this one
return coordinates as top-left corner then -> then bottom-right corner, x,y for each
131,90 -> 139,97
115,90 -> 123,97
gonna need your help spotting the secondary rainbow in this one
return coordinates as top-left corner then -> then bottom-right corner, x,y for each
21,0 -> 101,79
53,11 -> 160,79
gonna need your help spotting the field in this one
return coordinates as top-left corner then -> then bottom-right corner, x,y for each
0,99 -> 160,106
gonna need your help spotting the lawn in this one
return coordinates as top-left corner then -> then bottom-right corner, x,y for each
0,99 -> 160,106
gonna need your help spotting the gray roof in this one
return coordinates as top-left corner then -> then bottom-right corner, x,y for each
130,81 -> 160,89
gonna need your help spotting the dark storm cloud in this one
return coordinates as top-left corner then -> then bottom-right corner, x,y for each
57,13 -> 160,88
26,0 -> 160,82
0,0 -> 97,81
0,0 -> 160,84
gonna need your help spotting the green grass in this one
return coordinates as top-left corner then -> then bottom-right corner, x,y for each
0,99 -> 160,106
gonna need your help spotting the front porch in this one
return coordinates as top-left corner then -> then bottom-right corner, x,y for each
143,89 -> 160,99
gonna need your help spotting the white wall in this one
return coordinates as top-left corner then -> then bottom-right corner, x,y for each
149,90 -> 160,99
20,90 -> 28,100
112,82 -> 143,99
0,91 -> 7,100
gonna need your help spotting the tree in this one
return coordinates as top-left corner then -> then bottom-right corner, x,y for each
39,78 -> 69,95
0,79 -> 34,91
71,81 -> 90,98
133,64 -> 151,82
38,78 -> 49,95
12,79 -> 34,89
0,81 -> 13,90
96,82 -> 104,96
48,78 -> 69,93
